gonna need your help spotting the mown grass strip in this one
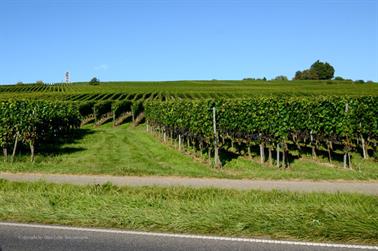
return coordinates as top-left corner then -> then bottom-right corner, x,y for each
0,180 -> 376,244
1,124 -> 377,180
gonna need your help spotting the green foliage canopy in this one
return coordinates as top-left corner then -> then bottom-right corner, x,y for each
294,60 -> 335,80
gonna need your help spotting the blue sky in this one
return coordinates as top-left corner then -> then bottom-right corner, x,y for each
1,0 -> 377,84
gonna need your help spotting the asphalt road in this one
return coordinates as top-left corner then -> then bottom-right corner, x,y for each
0,222 -> 376,251
1,172 -> 378,195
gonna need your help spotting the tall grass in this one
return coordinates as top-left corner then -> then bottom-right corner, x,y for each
0,180 -> 377,244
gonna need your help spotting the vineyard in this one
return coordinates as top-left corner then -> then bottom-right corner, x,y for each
145,97 -> 378,168
0,100 -> 80,162
0,80 -> 377,168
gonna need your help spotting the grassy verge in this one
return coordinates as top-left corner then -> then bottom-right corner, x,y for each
0,123 -> 377,180
0,179 -> 377,244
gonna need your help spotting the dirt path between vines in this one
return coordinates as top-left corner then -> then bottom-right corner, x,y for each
1,172 -> 377,195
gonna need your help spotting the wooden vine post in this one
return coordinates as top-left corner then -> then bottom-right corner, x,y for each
327,141 -> 332,164
360,135 -> 367,159
178,134 -> 182,151
268,145 -> 273,166
11,134 -> 18,163
260,143 -> 265,164
276,143 -> 280,168
344,102 -> 352,168
247,145 -> 252,160
343,152 -> 347,168
310,130 -> 317,159
259,133 -> 264,164
30,141 -> 35,162
213,107 -> 221,168
282,143 -> 285,167
3,148 -> 7,162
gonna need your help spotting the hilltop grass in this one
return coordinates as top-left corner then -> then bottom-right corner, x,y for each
0,123 -> 377,180
0,180 -> 377,244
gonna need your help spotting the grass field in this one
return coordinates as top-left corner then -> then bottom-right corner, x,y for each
0,180 -> 376,244
1,122 -> 377,180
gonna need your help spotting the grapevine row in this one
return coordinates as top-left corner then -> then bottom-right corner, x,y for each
0,100 -> 81,161
145,96 -> 378,167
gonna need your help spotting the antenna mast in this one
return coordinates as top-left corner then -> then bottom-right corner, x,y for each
65,71 -> 70,83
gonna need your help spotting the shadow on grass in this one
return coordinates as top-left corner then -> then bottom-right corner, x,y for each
38,146 -> 88,156
219,149 -> 239,166
40,128 -> 95,156
14,128 -> 95,158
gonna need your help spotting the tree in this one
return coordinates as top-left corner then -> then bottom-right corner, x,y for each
294,71 -> 302,80
293,60 -> 335,80
334,76 -> 344,81
273,75 -> 288,81
302,69 -> 319,80
89,77 -> 100,85
310,60 -> 335,80
294,69 -> 318,80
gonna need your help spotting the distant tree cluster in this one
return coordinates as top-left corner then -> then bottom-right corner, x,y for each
294,60 -> 335,80
272,75 -> 288,81
334,76 -> 345,81
243,77 -> 267,81
89,77 -> 100,85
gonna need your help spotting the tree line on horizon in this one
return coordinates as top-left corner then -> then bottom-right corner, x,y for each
7,60 -> 376,85
245,60 -> 374,83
